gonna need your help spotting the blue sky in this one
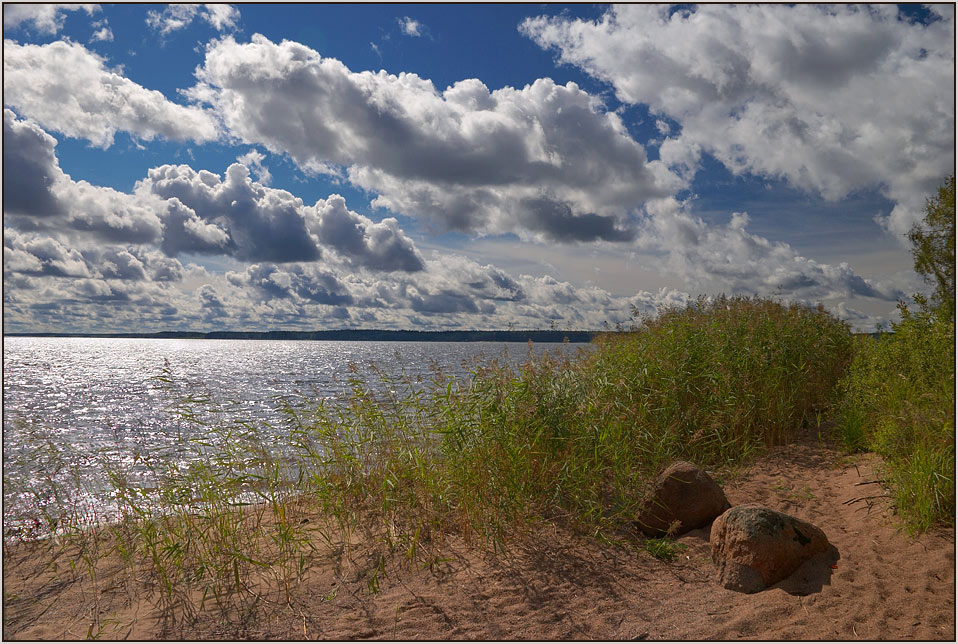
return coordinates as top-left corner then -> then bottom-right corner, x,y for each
3,3 -> 954,333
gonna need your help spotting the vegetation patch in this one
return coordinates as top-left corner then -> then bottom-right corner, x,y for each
836,176 -> 955,534
644,537 -> 688,562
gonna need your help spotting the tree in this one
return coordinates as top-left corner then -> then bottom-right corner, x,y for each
908,175 -> 955,320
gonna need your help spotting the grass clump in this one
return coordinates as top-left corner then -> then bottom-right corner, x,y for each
836,304 -> 955,533
643,537 -> 688,562
588,295 -> 853,466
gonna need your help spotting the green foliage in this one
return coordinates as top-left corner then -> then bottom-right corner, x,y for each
835,176 -> 956,534
644,537 -> 688,561
908,175 -> 955,320
279,295 -> 852,544
836,304 -> 955,533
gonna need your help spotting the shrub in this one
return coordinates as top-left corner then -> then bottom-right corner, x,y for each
836,175 -> 956,534
836,306 -> 955,533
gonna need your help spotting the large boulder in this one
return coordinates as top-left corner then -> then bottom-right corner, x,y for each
710,504 -> 831,593
635,461 -> 731,536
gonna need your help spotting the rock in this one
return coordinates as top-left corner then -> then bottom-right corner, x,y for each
635,461 -> 731,536
709,503 -> 831,593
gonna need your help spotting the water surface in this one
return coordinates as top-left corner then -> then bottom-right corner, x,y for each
3,337 -> 590,535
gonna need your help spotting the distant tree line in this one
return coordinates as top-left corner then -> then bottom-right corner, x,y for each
4,329 -> 597,343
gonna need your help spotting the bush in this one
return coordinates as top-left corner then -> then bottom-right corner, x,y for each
836,175 -> 956,534
836,306 -> 955,533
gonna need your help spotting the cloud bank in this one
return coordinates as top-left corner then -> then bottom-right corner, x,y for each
522,4 -> 955,239
187,34 -> 677,242
5,7 -> 934,334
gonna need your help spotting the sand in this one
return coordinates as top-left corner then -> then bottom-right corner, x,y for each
3,427 -> 954,640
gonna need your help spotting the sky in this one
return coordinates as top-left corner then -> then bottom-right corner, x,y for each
2,3 -> 955,334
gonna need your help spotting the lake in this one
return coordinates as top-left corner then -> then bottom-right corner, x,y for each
2,337 -> 592,537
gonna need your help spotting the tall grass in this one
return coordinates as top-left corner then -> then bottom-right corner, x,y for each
836,304 -> 955,533
287,296 -> 852,549
5,296 -> 855,630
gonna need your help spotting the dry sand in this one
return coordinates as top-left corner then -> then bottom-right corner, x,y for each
3,427 -> 954,640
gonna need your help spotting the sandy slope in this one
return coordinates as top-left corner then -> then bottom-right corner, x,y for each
3,428 -> 954,640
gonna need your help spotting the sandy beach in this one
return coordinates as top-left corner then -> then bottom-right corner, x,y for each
3,426 -> 954,640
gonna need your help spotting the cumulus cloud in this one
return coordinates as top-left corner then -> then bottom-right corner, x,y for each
522,4 -> 955,239
146,4 -> 199,34
156,197 -> 232,256
308,196 -> 425,272
5,110 -> 426,276
3,40 -> 219,147
187,34 -> 676,242
3,109 -> 65,218
66,179 -> 166,244
3,108 -> 903,333
90,19 -> 113,42
3,4 -> 98,34
142,163 -> 320,262
4,230 -> 92,278
95,249 -> 148,281
139,161 -> 428,270
228,264 -> 353,306
202,4 -> 240,32
3,109 -> 165,243
146,4 -> 239,35
197,284 -> 227,321
236,149 -> 272,185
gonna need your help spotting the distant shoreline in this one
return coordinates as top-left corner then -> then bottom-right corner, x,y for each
2,329 -> 598,343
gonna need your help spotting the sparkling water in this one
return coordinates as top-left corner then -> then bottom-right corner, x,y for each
3,337 -> 591,537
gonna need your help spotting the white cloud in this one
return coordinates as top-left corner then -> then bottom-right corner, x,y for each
3,109 -> 165,244
140,163 -> 322,263
398,17 -> 422,37
146,4 -> 239,35
202,4 -> 240,32
236,149 -> 272,185
308,195 -> 425,272
146,4 -> 199,35
2,109 -> 900,333
638,197 -> 905,304
140,161 -> 428,271
90,23 -> 113,42
188,34 -> 677,242
4,110 -> 425,277
3,4 -> 98,34
522,4 -> 955,241
4,229 -> 92,278
3,40 -> 219,147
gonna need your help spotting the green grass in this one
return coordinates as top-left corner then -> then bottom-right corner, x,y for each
644,537 -> 688,562
4,295 -> 858,628
836,305 -> 955,533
